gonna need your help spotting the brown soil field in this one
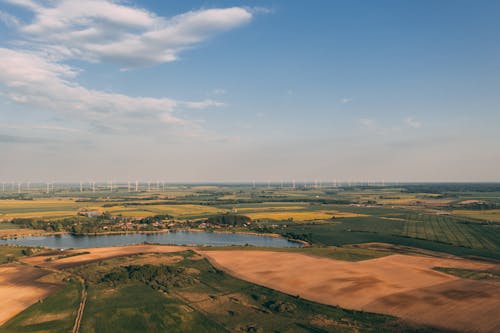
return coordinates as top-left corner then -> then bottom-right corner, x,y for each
0,263 -> 63,326
201,251 -> 500,333
22,244 -> 188,269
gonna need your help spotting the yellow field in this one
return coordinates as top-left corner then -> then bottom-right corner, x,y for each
0,199 -> 85,220
246,210 -> 363,221
104,204 -> 224,218
0,211 -> 76,219
144,204 -> 224,217
0,199 -> 80,209
236,206 -> 307,213
453,210 -> 500,223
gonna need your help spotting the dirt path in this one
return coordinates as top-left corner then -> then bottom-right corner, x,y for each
200,251 -> 500,333
72,279 -> 86,333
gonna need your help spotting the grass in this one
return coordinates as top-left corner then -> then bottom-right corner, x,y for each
0,280 -> 81,333
80,282 -> 222,333
433,267 -> 500,282
0,245 -> 32,264
199,245 -> 390,261
283,217 -> 500,260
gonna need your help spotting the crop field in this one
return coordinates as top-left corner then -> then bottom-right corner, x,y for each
0,199 -> 83,220
203,250 -> 500,333
0,280 -> 81,333
246,210 -> 362,221
453,209 -> 500,223
284,214 -> 500,259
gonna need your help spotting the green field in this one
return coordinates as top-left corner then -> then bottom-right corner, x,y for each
283,215 -> 500,259
0,245 -> 34,264
81,282 -> 221,333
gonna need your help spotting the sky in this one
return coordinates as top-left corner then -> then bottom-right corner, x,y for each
0,0 -> 499,183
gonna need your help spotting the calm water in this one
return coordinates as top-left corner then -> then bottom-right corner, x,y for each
0,231 -> 302,249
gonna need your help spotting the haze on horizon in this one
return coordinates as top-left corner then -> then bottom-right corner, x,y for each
0,0 -> 499,183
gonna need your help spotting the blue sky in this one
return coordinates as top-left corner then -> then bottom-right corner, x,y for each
0,0 -> 499,182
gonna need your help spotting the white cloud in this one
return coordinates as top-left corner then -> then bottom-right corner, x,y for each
340,98 -> 352,104
181,99 -> 225,110
6,0 -> 254,67
405,117 -> 422,129
0,48 -> 218,132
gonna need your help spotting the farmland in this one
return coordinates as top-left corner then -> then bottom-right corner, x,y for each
2,248 -> 445,333
1,183 -> 500,259
1,183 -> 500,332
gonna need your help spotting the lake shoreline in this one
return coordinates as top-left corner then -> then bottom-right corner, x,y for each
0,229 -> 303,249
0,227 -> 308,246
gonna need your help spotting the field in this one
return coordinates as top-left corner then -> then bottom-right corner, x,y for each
7,247 -> 441,333
0,264 -> 64,326
453,209 -> 500,222
2,184 -> 500,332
0,280 -> 81,333
245,210 -> 361,221
0,199 -> 84,220
202,250 -> 500,332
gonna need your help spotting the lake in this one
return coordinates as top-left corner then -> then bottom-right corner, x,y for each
0,231 -> 302,249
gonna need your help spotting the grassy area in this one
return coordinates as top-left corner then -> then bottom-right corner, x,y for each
434,267 -> 500,282
0,245 -> 33,264
199,245 -> 390,261
81,282 -> 222,333
0,280 -> 81,333
283,218 -> 500,260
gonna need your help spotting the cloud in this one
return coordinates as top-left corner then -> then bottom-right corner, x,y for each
340,98 -> 352,104
181,99 -> 224,110
0,123 -> 81,133
6,0 -> 254,67
209,88 -> 227,96
405,117 -> 422,129
0,10 -> 19,27
359,118 -> 376,129
0,133 -> 52,144
0,48 -> 219,132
